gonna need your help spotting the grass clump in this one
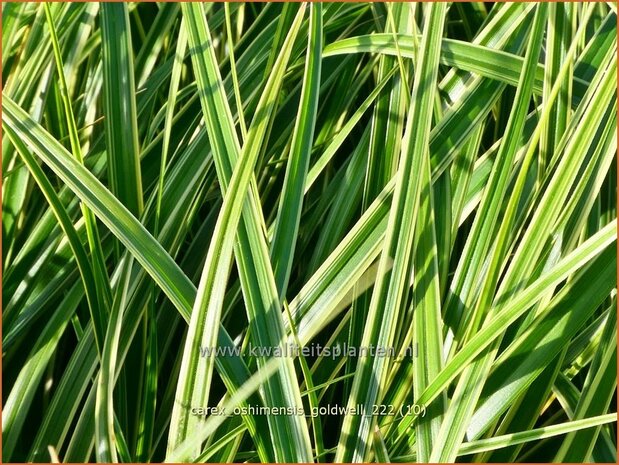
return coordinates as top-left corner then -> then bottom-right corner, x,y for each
2,2 -> 617,463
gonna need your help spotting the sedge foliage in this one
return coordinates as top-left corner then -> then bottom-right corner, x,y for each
2,2 -> 617,463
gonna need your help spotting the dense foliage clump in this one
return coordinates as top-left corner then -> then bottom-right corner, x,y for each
2,2 -> 617,463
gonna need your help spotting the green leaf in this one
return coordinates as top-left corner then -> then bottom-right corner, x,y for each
459,413 -> 617,456
270,3 -> 322,299
100,2 -> 143,217
95,258 -> 134,462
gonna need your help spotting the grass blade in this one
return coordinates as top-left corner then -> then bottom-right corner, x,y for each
100,2 -> 143,216
270,2 -> 322,299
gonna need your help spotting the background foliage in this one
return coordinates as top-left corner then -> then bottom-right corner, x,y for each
2,2 -> 617,462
